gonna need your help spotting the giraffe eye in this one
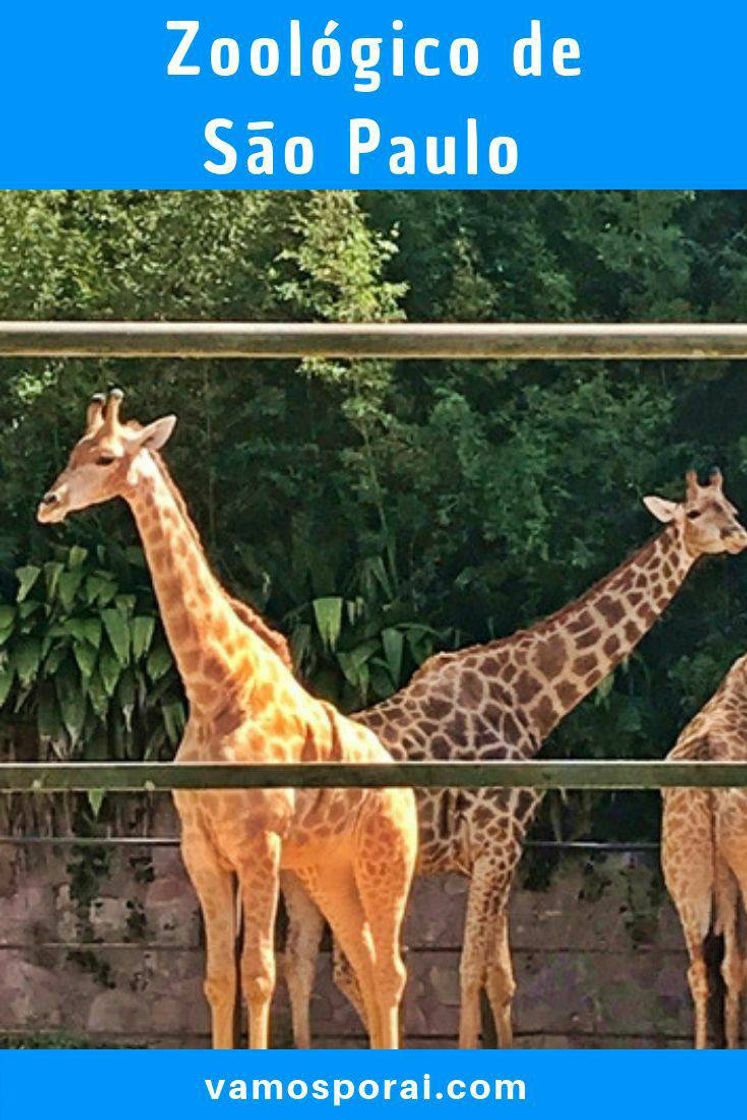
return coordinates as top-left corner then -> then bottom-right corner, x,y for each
95,454 -> 116,467
687,509 -> 702,520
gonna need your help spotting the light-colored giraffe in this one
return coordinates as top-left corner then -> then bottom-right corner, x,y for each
37,390 -> 418,1050
283,468 -> 747,1048
662,650 -> 747,1049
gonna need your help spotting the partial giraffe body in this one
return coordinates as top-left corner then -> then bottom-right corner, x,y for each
37,390 -> 418,1050
662,652 -> 747,1049
283,468 -> 747,1048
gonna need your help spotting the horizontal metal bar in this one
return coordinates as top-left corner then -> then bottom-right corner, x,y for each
2,321 -> 747,360
0,834 -> 660,851
1,760 -> 746,791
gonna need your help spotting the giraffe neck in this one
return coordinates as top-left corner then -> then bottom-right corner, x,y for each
125,453 -> 257,712
475,524 -> 696,744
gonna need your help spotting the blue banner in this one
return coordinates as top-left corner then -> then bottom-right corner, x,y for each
1,1049 -> 747,1120
2,2 -> 747,188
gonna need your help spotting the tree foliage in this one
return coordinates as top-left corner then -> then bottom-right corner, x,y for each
2,189 -> 747,839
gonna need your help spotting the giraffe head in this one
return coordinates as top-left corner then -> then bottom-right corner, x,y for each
643,469 -> 747,557
37,390 -> 176,524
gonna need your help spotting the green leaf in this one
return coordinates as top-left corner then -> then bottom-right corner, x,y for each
0,606 -> 16,631
381,627 -> 404,684
86,668 -> 110,719
73,641 -> 98,680
146,642 -> 172,683
132,616 -> 155,661
58,569 -> 84,610
87,789 -> 106,817
44,561 -> 65,599
64,619 -> 93,643
44,644 -> 67,675
17,600 -> 43,622
67,545 -> 88,568
84,574 -> 117,607
0,666 -> 14,708
16,565 -> 41,602
102,608 -> 130,665
98,647 -> 122,697
114,594 -> 136,615
81,619 -> 102,648
313,596 -> 344,650
56,673 -> 87,747
14,638 -> 42,686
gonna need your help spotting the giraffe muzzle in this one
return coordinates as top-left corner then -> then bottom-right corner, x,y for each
37,489 -> 67,524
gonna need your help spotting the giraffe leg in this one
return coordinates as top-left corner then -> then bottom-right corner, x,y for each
294,864 -> 381,1047
661,788 -> 714,1049
281,871 -> 326,1049
355,791 -> 417,1049
459,857 -> 513,1049
236,833 -> 282,1050
331,937 -> 368,1030
715,856 -> 741,1049
718,826 -> 747,1050
180,832 -> 238,1049
485,909 -> 516,1048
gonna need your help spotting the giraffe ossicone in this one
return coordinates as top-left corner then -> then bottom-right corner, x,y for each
283,467 -> 747,1048
38,389 -> 418,1050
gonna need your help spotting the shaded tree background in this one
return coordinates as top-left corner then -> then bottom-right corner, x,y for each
2,189 -> 747,840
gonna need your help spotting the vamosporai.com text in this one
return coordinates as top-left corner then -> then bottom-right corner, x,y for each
204,1074 -> 527,1106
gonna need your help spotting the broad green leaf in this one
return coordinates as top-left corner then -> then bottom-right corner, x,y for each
73,641 -> 98,680
44,561 -> 65,599
67,545 -> 88,568
17,600 -> 43,622
132,616 -> 155,661
0,666 -> 14,708
102,608 -> 130,665
290,623 -> 312,666
0,606 -> 16,630
312,596 -> 343,650
14,638 -> 42,685
64,619 -> 92,643
58,569 -> 84,610
86,668 -> 110,718
381,628 -> 404,684
56,677 -> 87,747
85,574 -> 117,607
16,565 -> 41,602
81,618 -> 102,648
114,594 -> 136,615
45,644 -> 67,675
147,642 -> 172,682
99,647 -> 122,697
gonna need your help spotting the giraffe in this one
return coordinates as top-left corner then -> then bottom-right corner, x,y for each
282,468 -> 747,1048
37,390 -> 418,1050
662,651 -> 747,1049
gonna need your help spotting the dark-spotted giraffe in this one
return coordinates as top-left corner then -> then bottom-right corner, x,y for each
283,468 -> 747,1048
37,390 -> 418,1050
662,651 -> 747,1048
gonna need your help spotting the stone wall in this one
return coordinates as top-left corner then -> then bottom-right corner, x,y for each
0,837 -> 737,1048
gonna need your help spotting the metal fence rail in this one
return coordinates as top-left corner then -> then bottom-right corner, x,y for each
1,759 -> 746,791
3,321 -> 747,360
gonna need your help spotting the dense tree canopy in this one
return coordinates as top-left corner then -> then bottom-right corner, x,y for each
2,189 -> 747,839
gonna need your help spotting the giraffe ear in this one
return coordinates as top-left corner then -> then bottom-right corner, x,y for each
642,495 -> 680,523
133,415 -> 177,452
